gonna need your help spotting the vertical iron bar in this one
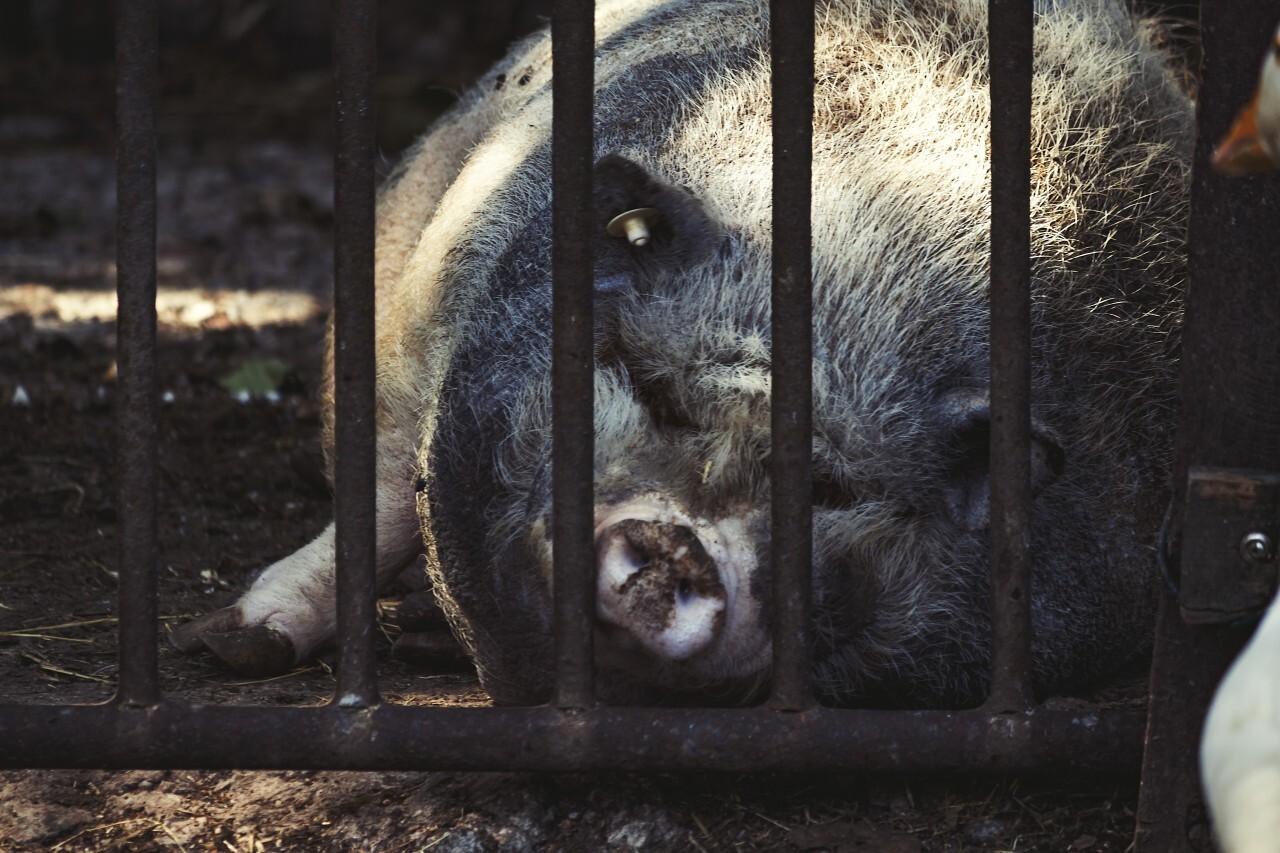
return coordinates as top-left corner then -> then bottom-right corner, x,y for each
331,0 -> 379,707
768,0 -> 815,712
114,0 -> 160,708
1134,3 -> 1280,849
985,0 -> 1035,713
551,0 -> 596,710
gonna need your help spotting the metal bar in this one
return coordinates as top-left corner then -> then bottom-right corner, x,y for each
1133,1 -> 1280,848
551,0 -> 596,711
0,703 -> 1144,773
331,0 -> 380,708
1134,597 -> 1250,850
768,0 -> 815,712
984,0 -> 1035,714
113,0 -> 161,709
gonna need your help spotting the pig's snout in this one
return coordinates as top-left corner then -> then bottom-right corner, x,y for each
596,519 -> 726,661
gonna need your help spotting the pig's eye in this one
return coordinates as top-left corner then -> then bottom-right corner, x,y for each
812,470 -> 858,510
631,375 -> 697,432
645,396 -> 696,432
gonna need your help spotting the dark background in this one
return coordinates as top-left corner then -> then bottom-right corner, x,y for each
0,0 -> 1196,156
0,0 -> 554,155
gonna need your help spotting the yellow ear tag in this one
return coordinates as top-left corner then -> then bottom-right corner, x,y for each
606,207 -> 662,247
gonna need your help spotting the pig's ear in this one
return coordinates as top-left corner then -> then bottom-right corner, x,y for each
592,153 -> 720,295
936,387 -> 1065,531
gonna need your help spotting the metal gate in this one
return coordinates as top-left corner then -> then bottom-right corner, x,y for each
1,1 -> 1276,850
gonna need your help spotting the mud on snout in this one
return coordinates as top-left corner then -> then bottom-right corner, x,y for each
591,497 -> 770,687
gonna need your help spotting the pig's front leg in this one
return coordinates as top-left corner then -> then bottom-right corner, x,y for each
171,523 -> 340,675
171,471 -> 422,677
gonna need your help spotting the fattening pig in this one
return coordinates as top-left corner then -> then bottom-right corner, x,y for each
174,0 -> 1192,708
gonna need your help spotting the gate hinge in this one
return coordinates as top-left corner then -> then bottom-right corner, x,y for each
1179,466 -> 1280,625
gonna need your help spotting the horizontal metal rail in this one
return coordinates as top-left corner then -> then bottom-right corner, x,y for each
0,704 -> 1143,772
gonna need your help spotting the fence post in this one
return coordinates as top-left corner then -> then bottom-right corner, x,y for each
551,0 -> 597,711
1134,4 -> 1280,848
984,0 -> 1036,715
113,0 -> 161,710
331,0 -> 380,708
768,0 -> 816,713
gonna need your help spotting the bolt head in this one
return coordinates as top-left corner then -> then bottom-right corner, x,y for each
1240,532 -> 1275,563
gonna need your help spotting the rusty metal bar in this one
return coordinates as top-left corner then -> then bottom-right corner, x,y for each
551,0 -> 596,710
113,0 -> 161,709
1133,1 -> 1280,848
331,0 -> 379,708
0,703 -> 1144,773
1134,599 -> 1249,850
768,0 -> 815,712
984,0 -> 1035,714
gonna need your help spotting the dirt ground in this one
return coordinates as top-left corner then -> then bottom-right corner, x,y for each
0,14 -> 1169,853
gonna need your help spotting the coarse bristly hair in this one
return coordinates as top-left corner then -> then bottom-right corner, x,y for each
318,0 -> 1191,707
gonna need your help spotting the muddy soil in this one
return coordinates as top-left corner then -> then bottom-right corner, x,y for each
0,19 -> 1169,853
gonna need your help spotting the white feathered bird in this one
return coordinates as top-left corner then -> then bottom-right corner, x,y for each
1202,592 -> 1280,853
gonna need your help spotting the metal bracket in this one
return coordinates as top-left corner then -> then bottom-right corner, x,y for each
1179,466 -> 1280,624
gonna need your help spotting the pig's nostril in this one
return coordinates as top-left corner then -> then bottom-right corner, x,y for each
618,540 -> 649,579
676,578 -> 694,603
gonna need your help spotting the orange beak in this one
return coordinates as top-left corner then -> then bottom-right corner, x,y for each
1213,89 -> 1278,176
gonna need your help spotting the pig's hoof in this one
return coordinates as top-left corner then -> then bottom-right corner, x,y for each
391,588 -> 450,632
200,625 -> 297,678
391,631 -> 472,671
169,606 -> 247,654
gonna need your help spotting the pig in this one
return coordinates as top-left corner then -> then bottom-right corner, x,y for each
173,0 -> 1192,708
